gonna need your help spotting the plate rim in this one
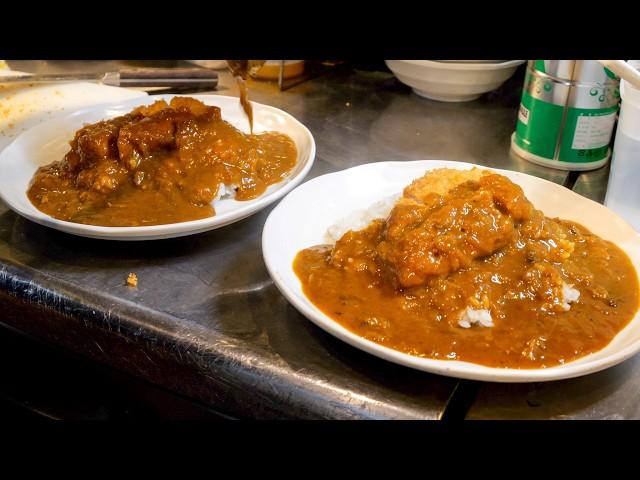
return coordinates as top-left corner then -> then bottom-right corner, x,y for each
0,94 -> 316,240
262,159 -> 640,382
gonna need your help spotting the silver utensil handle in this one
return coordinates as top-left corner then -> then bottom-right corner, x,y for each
114,68 -> 219,88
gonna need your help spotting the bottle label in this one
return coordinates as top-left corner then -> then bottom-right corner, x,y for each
515,91 -> 619,163
518,104 -> 530,125
571,112 -> 617,150
515,91 -> 564,159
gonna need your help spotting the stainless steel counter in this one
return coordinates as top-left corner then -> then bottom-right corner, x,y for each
2,60 -> 627,419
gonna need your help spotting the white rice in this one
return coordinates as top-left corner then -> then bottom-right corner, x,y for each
458,308 -> 494,329
560,282 -> 580,311
213,183 -> 238,203
325,193 -> 400,243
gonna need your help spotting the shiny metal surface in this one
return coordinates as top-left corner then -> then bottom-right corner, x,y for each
466,358 -> 640,419
572,163 -> 611,203
6,60 -> 618,420
0,69 -> 219,89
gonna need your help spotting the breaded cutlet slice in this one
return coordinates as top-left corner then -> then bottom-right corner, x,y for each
402,167 -> 491,205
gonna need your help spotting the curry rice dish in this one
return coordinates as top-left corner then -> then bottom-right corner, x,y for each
294,168 -> 639,368
28,97 -> 298,226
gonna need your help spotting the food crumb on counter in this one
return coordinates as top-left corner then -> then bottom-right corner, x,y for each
126,272 -> 138,287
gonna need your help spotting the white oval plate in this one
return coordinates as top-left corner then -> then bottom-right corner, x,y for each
263,160 -> 640,382
0,94 -> 315,240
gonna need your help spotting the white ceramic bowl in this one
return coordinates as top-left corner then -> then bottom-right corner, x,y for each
0,94 -> 315,240
262,160 -> 640,382
385,60 -> 526,102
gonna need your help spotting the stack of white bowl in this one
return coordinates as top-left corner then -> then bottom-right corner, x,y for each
385,60 -> 526,102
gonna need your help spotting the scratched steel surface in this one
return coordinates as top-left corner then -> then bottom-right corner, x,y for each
0,61 -> 568,419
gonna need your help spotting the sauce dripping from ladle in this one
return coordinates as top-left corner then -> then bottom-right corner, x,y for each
227,60 -> 265,134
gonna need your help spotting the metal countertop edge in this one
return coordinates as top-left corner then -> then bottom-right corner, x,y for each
0,259 -> 445,420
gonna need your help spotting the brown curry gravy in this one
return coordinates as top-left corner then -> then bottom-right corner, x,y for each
27,97 -> 297,226
293,169 -> 639,368
236,76 -> 254,133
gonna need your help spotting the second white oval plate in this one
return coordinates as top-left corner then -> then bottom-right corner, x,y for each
0,94 -> 315,240
262,160 -> 640,382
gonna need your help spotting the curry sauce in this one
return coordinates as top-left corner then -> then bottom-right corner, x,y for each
28,97 -> 297,226
294,169 -> 639,368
